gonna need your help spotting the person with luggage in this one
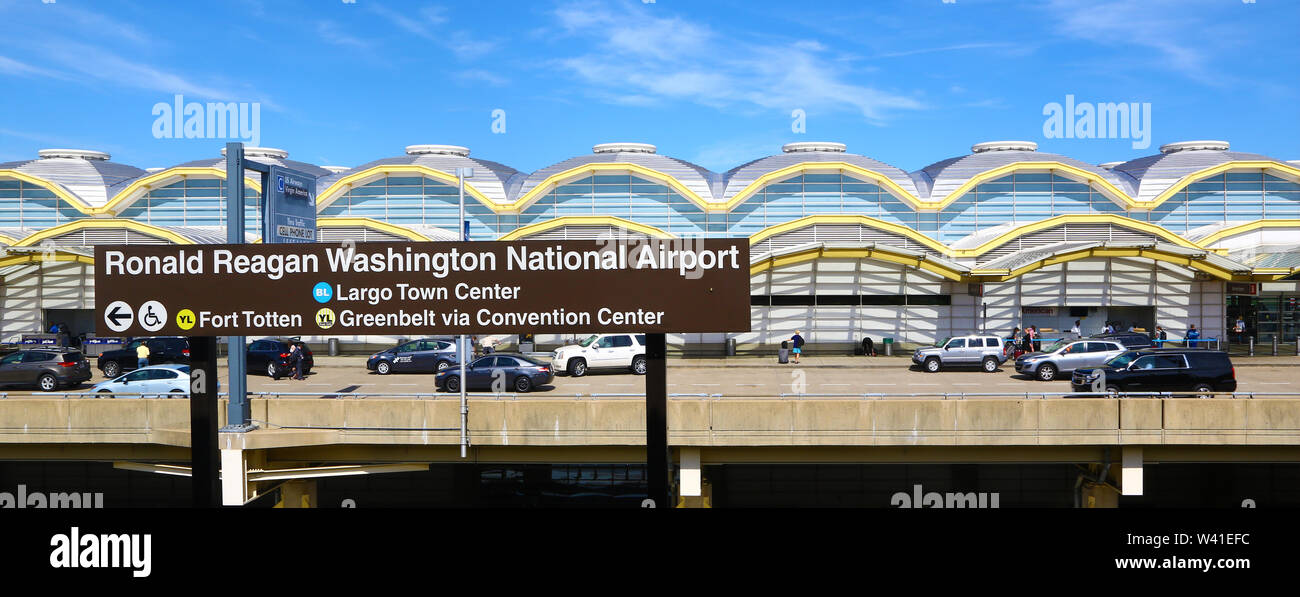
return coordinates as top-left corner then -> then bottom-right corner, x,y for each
790,331 -> 806,364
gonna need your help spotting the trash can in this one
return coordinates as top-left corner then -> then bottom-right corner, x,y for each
726,337 -> 736,356
883,337 -> 893,356
328,338 -> 340,356
778,340 -> 790,364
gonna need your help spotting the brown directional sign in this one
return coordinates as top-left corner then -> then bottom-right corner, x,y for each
94,239 -> 750,336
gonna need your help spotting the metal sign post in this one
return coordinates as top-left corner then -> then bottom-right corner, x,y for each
223,143 -> 250,431
222,142 -> 317,431
645,333 -> 668,508
457,167 -> 472,459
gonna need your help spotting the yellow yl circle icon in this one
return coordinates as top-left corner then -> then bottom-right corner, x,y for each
315,307 -> 336,330
176,309 -> 197,331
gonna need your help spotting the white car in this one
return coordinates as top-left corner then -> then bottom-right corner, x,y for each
551,333 -> 647,377
90,364 -> 192,398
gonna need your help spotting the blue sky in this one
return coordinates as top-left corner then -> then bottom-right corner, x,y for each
0,0 -> 1296,174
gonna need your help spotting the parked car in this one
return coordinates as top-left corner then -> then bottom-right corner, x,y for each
911,335 -> 1008,372
0,348 -> 92,391
91,364 -> 192,398
551,333 -> 647,377
247,337 -> 314,379
97,336 -> 190,378
1014,339 -> 1127,381
1070,349 -> 1236,396
435,353 -> 554,393
1088,332 -> 1155,350
367,338 -> 462,374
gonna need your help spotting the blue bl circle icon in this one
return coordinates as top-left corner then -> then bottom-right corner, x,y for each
312,282 -> 333,303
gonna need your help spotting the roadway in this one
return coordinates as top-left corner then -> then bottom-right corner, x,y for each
11,354 -> 1299,399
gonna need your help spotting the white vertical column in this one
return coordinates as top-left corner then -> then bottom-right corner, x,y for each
679,448 -> 701,497
1122,446 -> 1143,496
220,448 -> 247,506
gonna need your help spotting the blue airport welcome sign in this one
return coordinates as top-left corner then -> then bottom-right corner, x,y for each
264,165 -> 317,243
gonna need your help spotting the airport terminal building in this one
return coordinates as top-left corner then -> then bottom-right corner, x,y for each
2,140 -> 1298,352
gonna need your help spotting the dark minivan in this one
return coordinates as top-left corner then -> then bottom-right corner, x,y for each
1071,349 -> 1236,396
1088,332 -> 1155,350
0,349 -> 93,391
97,336 -> 190,378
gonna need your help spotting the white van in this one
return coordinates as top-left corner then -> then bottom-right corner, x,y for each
551,333 -> 647,376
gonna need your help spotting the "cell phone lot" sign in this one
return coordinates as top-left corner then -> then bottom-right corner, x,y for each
94,239 -> 750,336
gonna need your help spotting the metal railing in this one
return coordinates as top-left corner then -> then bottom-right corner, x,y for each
7,390 -> 1300,401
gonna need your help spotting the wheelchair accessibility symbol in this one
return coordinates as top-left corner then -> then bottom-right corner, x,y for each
137,300 -> 168,333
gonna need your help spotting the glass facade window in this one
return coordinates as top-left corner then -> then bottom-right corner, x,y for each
0,179 -> 84,229
318,175 -> 517,240
120,178 -> 262,235
936,173 -> 1127,243
520,174 -> 707,238
723,173 -> 917,238
1150,173 -> 1300,234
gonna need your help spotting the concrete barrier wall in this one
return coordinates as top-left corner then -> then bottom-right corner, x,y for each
3,397 -> 1299,448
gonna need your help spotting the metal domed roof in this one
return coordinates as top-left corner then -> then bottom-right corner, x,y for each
916,144 -> 1139,202
316,149 -> 520,205
721,149 -> 921,202
1110,144 -> 1277,205
511,147 -> 722,204
0,150 -> 145,208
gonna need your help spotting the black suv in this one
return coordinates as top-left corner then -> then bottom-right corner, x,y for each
1071,349 -> 1236,396
97,337 -> 190,378
0,349 -> 93,391
1089,333 -> 1155,349
247,337 -> 314,379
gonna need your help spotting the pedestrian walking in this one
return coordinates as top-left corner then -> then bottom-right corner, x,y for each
289,343 -> 305,380
1153,325 -> 1168,345
1233,317 -> 1246,344
1070,320 -> 1081,339
135,341 -> 150,370
790,330 -> 805,364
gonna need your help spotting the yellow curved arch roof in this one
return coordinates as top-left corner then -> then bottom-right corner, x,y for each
499,216 -> 675,240
0,251 -> 95,268
748,213 -> 1201,259
312,158 -> 1300,219
102,167 -> 263,215
0,170 -> 96,214
15,219 -> 196,247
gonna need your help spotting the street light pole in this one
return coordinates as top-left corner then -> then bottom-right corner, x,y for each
457,167 -> 473,459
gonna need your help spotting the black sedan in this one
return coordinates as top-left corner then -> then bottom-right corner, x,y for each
435,353 -> 554,393
367,338 -> 462,374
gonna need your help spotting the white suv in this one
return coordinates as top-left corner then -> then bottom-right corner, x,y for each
552,333 -> 647,377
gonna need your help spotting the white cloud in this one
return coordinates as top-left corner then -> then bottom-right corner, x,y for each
456,69 -> 509,87
549,1 -> 922,124
31,41 -> 280,110
1041,0 -> 1222,85
367,3 -> 495,59
0,55 -> 73,81
317,20 -> 373,50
